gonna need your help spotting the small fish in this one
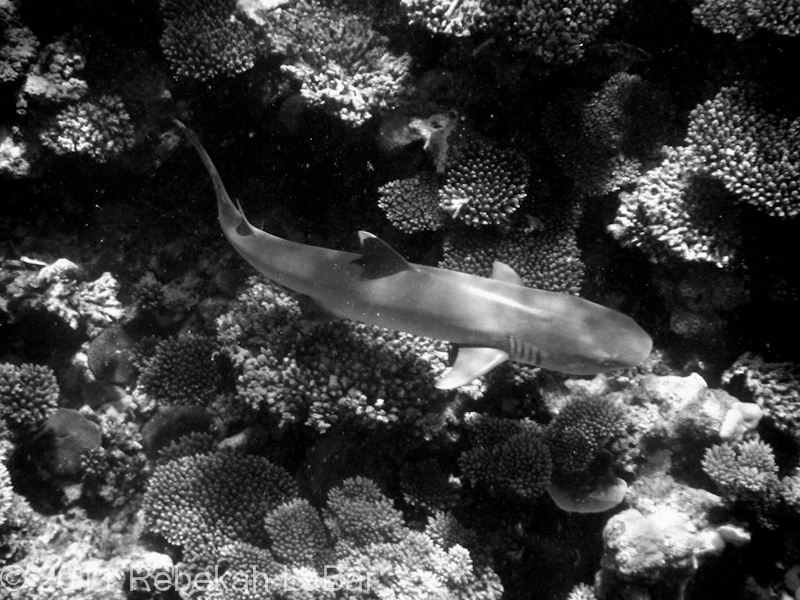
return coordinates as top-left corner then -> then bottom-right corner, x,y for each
176,121 -> 652,389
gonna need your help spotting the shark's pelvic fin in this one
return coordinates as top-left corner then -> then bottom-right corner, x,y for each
296,294 -> 345,322
353,231 -> 416,279
435,346 -> 510,389
491,261 -> 523,285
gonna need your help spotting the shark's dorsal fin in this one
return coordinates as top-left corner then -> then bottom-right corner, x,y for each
435,346 -> 510,389
352,231 -> 416,279
491,261 -> 523,285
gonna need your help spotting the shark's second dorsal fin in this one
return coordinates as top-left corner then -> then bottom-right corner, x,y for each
491,261 -> 523,285
352,231 -> 416,279
435,346 -> 510,389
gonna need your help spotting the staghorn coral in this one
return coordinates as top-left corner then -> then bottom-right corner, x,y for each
722,353 -> 800,438
262,0 -> 412,125
217,277 -> 451,433
543,73 -> 671,198
142,449 -> 298,567
693,0 -> 800,39
160,0 -> 257,81
39,95 -> 137,163
438,125 -> 530,227
609,145 -> 743,267
378,173 -> 447,233
459,414 -> 551,501
0,362 -> 59,438
136,333 -> 222,407
439,201 -> 584,294
687,85 -> 800,218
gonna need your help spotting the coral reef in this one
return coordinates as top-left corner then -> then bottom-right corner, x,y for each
160,0 -> 257,81
39,95 -> 137,163
377,172 -> 446,233
136,333 -> 222,407
459,414 -> 551,501
142,449 -> 299,566
439,201 -> 584,294
609,146 -> 743,267
687,85 -> 800,218
262,0 -> 412,124
543,73 -> 670,198
217,277 -> 452,433
438,125 -> 530,226
0,362 -> 59,439
693,0 -> 800,38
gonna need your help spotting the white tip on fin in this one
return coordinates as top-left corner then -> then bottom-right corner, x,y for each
435,347 -> 510,389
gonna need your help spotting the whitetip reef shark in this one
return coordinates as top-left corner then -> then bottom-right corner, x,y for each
176,120 -> 652,389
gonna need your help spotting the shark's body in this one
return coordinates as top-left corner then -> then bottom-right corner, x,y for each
177,121 -> 652,389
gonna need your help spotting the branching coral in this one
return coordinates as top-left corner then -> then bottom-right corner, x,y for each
39,95 -> 137,163
19,34 -> 87,107
609,145 -> 743,267
439,125 -> 530,227
545,394 -> 630,493
0,1 -> 38,83
459,413 -> 551,501
137,333 -> 222,407
403,0 -> 627,65
262,0 -> 412,125
693,0 -> 800,39
702,439 -> 784,527
142,449 -> 298,567
543,73 -> 671,198
378,173 -> 447,233
722,353 -> 800,437
160,0 -> 257,81
217,277 -> 451,433
439,201 -> 584,294
0,362 -> 59,438
687,85 -> 800,218
264,498 -> 330,569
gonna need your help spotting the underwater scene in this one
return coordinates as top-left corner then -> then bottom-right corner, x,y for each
1,0 -> 800,598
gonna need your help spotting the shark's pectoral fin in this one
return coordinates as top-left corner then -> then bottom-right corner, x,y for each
295,295 -> 345,322
491,261 -> 523,285
435,346 -> 510,389
352,232 -> 417,279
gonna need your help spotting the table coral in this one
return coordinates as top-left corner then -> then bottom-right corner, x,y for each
543,73 -> 670,198
217,277 -> 451,433
160,0 -> 257,81
262,0 -> 412,125
687,85 -> 800,218
609,146 -> 743,267
264,498 -> 330,569
136,333 -> 222,407
39,95 -> 137,163
693,0 -> 800,39
438,125 -> 530,227
378,173 -> 447,233
0,362 -> 59,439
142,449 -> 299,567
